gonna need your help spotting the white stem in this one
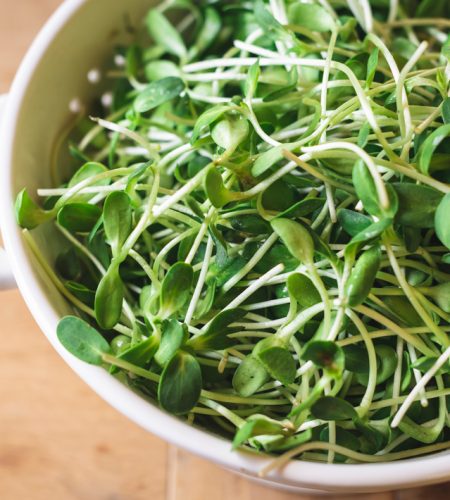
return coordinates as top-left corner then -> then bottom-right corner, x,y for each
185,236 -> 214,325
391,346 -> 450,428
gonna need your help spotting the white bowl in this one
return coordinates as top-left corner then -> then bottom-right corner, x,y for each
0,0 -> 449,493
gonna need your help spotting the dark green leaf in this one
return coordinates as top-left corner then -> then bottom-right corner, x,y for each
412,355 -> 450,375
442,98 -> 450,124
302,340 -> 345,378
57,203 -> 102,233
159,262 -> 194,319
337,208 -> 372,237
352,160 -> 398,219
188,308 -> 246,351
95,265 -> 124,329
418,124 -> 450,175
287,273 -> 320,308
103,191 -> 133,257
117,335 -> 159,367
158,351 -> 202,415
356,344 -> 398,385
257,346 -> 296,385
344,218 -> 393,260
393,183 -> 443,228
155,319 -> 188,366
345,245 -> 381,307
311,396 -> 357,421
275,197 -> 325,219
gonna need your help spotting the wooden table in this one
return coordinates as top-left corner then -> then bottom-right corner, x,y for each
0,2 -> 448,498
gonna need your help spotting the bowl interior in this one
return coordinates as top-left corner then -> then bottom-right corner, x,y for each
1,0 -> 449,493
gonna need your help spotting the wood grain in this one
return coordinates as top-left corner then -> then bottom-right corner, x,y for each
0,1 -> 448,499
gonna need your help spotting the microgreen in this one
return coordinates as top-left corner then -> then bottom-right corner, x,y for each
134,77 -> 185,113
19,0 -> 450,467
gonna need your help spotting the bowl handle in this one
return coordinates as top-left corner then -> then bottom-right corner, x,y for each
0,94 -> 17,290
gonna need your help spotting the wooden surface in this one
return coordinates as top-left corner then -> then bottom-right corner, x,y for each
0,2 -> 448,499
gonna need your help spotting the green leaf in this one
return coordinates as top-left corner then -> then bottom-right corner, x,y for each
134,77 -> 184,113
95,265 -> 124,330
126,44 -> 141,79
366,47 -> 379,88
252,145 -> 289,177
357,122 -> 371,148
352,160 -> 398,219
232,356 -> 270,397
354,418 -> 386,453
57,316 -> 110,365
271,218 -> 315,265
275,197 -> 324,219
68,162 -> 110,201
257,345 -> 296,385
190,105 -> 230,144
65,281 -> 95,306
145,60 -> 180,81
337,208 -> 372,237
343,345 -> 369,374
344,218 -> 393,260
398,415 -> 444,444
190,7 -> 221,59
423,282 -> 450,313
188,308 -> 246,351
412,355 -> 450,375
393,183 -> 443,228
146,10 -> 187,59
232,415 -> 285,450
159,262 -> 194,319
418,124 -> 450,175
158,351 -> 202,415
442,98 -> 450,124
15,189 -> 53,229
356,344 -> 397,386
442,34 -> 450,63
110,334 -> 131,355
211,116 -> 249,153
345,245 -> 381,307
302,340 -> 345,378
57,203 -> 102,233
311,396 -> 357,421
155,319 -> 188,366
287,273 -> 320,308
288,3 -> 336,32
117,335 -> 159,367
254,0 -> 288,41
103,191 -> 132,257
262,67 -> 298,102
230,215 -> 271,235
435,193 -> 450,249
204,167 -> 241,208
245,60 -> 260,99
